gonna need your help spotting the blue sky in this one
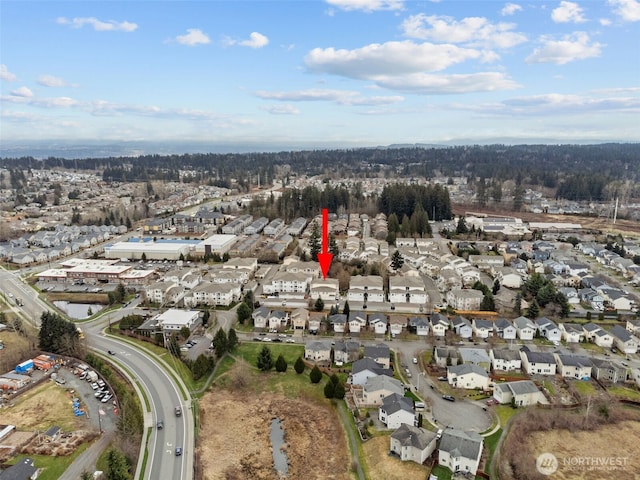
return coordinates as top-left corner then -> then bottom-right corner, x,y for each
1,0 -> 639,150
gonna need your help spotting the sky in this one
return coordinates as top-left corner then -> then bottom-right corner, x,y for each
1,0 -> 639,152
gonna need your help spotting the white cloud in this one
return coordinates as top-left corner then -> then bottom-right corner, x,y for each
501,3 -> 523,16
224,32 -> 269,48
0,64 -> 17,81
255,88 -> 404,106
325,0 -> 404,12
551,1 -> 587,23
305,41 -> 485,78
10,86 -> 34,98
501,93 -> 640,114
174,28 -> 211,46
401,14 -> 527,49
526,32 -> 603,64
260,104 -> 301,115
372,72 -> 520,94
38,74 -> 76,88
608,0 -> 640,21
240,32 -> 269,49
599,18 -> 613,25
56,16 -> 138,32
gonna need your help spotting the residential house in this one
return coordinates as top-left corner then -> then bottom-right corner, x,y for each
606,290 -> 633,311
364,344 -> 391,369
291,308 -> 308,332
187,282 -> 240,307
263,271 -> 308,298
458,348 -> 491,370
494,318 -> 517,340
520,348 -> 557,375
304,341 -> 332,363
430,313 -> 449,338
369,313 -> 388,335
388,315 -> 408,337
379,393 -> 416,429
472,318 -> 493,339
333,340 -> 360,365
252,306 -> 270,329
347,275 -> 385,303
348,311 -> 367,335
434,347 -> 459,368
626,320 -> 640,336
144,281 -> 178,305
559,323 -> 585,343
494,266 -> 522,289
535,317 -> 561,343
446,288 -> 483,311
593,329 -> 614,348
609,325 -> 639,354
492,380 -> 546,406
388,275 -> 428,306
390,424 -> 438,465
438,429 -> 484,477
408,316 -> 430,336
330,314 -> 347,334
490,349 -> 522,372
268,310 -> 289,331
582,322 -> 603,342
350,358 -> 393,386
559,287 -> 580,305
309,278 -> 340,302
447,364 -> 490,390
362,376 -> 404,406
554,354 -> 592,379
0,457 -> 38,480
451,316 -> 473,339
514,316 -> 536,341
308,312 -> 324,334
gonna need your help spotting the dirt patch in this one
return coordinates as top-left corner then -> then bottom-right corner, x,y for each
529,421 -> 640,480
197,364 -> 350,480
1,381 -> 92,432
362,435 -> 430,480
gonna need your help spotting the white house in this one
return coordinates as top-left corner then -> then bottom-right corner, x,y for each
493,380 -> 546,407
368,313 -> 388,335
350,358 -> 393,386
535,317 -> 561,343
430,313 -> 449,337
554,354 -> 592,379
304,341 -> 332,362
609,325 -> 639,354
409,316 -> 430,336
347,275 -> 385,303
472,318 -> 494,339
362,376 -> 404,406
378,393 -> 415,429
520,349 -> 556,376
438,429 -> 484,477
364,344 -> 391,369
390,424 -> 438,465
490,349 -> 522,372
494,318 -> 517,340
330,314 -> 347,334
593,329 -> 614,348
309,278 -> 340,302
447,364 -> 490,390
559,323 -> 584,343
348,311 -> 367,334
451,316 -> 473,339
388,275 -> 428,306
514,316 -> 536,341
252,306 -> 270,329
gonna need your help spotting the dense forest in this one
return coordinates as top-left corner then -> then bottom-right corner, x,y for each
1,143 -> 638,201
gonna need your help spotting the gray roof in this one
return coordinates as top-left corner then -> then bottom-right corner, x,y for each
334,340 -> 360,353
306,341 -> 331,352
380,393 -> 414,416
0,458 -> 37,480
351,358 -> 392,377
364,375 -> 404,395
473,318 -> 493,329
507,380 -> 541,396
583,322 -> 601,333
557,355 -> 592,368
364,343 -> 390,359
523,350 -> 556,365
390,424 -> 436,450
514,316 -> 535,329
452,315 -> 471,327
439,429 -> 483,461
610,325 -> 633,343
494,318 -> 514,330
459,348 -> 491,365
409,316 -> 430,328
330,313 -> 347,325
562,323 -> 583,334
448,363 -> 489,377
491,349 -> 520,361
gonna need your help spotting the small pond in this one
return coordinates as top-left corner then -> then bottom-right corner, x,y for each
53,301 -> 106,319
270,418 -> 289,477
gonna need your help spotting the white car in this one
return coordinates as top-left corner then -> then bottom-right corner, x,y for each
101,394 -> 113,403
262,337 -> 272,342
286,338 -> 296,343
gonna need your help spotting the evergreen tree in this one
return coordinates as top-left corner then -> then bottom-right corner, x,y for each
227,328 -> 238,351
237,302 -> 251,325
294,356 -> 306,374
329,232 -> 339,256
334,382 -> 346,400
105,447 -> 131,480
257,345 -> 274,371
168,333 -> 181,357
314,297 -> 325,312
308,221 -> 321,262
514,293 -> 522,316
492,279 -> 501,295
324,381 -> 335,398
342,301 -> 350,317
456,216 -> 469,235
275,354 -> 288,373
527,299 -> 540,318
202,309 -> 210,327
391,250 -> 405,271
243,290 -> 255,312
213,328 -> 228,357
310,365 -> 322,383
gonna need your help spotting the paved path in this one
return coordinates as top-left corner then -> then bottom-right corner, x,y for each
59,431 -> 115,480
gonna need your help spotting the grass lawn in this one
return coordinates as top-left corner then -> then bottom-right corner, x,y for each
430,465 -> 453,480
580,342 -> 605,352
7,444 -> 91,480
607,385 -> 640,401
542,380 -> 555,396
483,428 -> 503,472
232,342 -> 304,366
495,405 -> 519,427
571,380 -> 597,396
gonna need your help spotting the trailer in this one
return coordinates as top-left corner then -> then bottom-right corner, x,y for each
86,371 -> 99,383
33,354 -> 53,370
15,359 -> 34,374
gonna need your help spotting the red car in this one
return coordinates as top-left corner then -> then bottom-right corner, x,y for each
486,398 -> 498,406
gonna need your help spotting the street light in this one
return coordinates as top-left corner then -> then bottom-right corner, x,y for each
417,371 -> 426,390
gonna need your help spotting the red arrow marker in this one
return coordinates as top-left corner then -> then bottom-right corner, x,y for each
317,208 -> 333,279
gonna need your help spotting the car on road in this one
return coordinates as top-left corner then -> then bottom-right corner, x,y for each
175,447 -> 182,456
286,338 -> 296,343
262,337 -> 272,342
442,395 -> 456,402
156,420 -> 164,429
175,406 -> 182,416
438,376 -> 447,381
436,429 -> 444,439
253,337 -> 262,342
272,338 -> 282,343
412,357 -> 418,364
108,350 -> 116,355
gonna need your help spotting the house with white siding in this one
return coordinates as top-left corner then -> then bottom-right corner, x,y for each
609,325 -> 639,354
451,316 -> 473,339
379,393 -> 416,429
520,348 -> 556,376
350,358 -> 393,386
472,318 -> 493,339
390,424 -> 438,465
348,275 -> 385,303
438,429 -> 484,477
409,316 -> 430,336
514,316 -> 536,340
362,376 -> 404,406
494,318 -> 517,340
348,311 -> 367,334
430,313 -> 449,337
493,380 -> 546,406
388,275 -> 428,306
490,349 -> 522,372
364,344 -> 391,369
447,364 -> 490,390
554,354 -> 593,379
304,341 -> 332,363
535,317 -> 561,343
560,323 -> 584,343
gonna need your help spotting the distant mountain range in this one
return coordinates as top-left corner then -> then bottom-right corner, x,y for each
0,138 -> 630,159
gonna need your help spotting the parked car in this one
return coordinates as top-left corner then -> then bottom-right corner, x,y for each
101,394 -> 113,403
286,338 -> 296,343
442,395 -> 456,402
486,398 -> 499,406
438,376 -> 447,381
412,357 -> 418,364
